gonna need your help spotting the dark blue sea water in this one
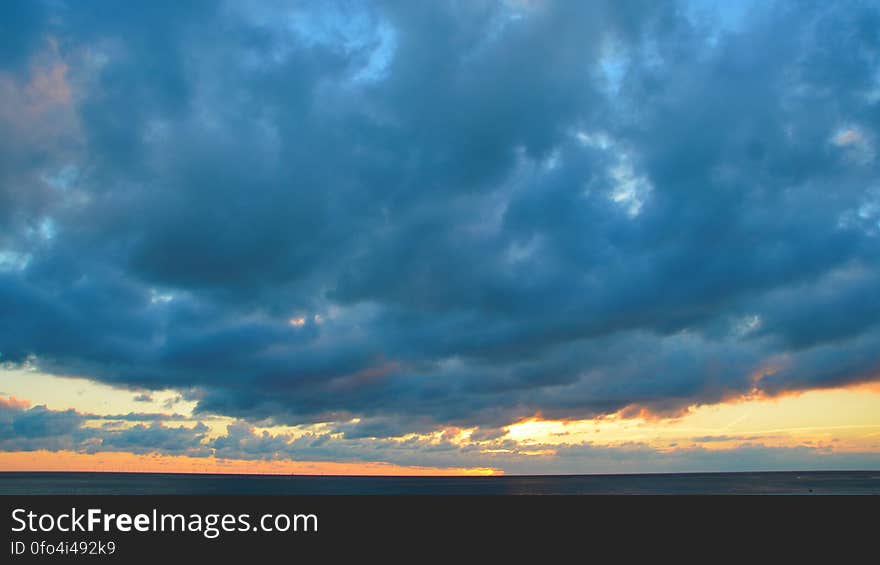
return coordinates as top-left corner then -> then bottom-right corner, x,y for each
1,471 -> 878,494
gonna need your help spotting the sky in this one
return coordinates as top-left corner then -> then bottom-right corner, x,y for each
1,0 -> 880,475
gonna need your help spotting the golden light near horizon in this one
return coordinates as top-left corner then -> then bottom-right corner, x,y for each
2,366 -> 880,475
504,385 -> 880,453
0,450 -> 499,476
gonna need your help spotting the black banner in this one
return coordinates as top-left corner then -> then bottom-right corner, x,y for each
0,495 -> 875,562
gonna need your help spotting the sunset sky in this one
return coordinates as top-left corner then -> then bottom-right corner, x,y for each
2,0 -> 880,475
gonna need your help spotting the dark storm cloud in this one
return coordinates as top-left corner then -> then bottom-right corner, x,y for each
0,0 -> 46,71
0,399 -> 209,455
1,0 -> 880,436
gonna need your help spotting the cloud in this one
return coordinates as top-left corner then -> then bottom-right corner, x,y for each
0,0 -> 879,446
0,0 -> 48,71
100,412 -> 190,422
0,398 -> 208,455
2,398 -> 879,473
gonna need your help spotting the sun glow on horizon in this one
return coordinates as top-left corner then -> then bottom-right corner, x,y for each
2,367 -> 880,475
505,385 -> 880,452
0,451 -> 499,477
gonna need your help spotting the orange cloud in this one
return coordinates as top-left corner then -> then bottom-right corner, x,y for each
0,395 -> 31,410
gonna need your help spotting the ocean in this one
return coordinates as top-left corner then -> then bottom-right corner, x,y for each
1,470 -> 878,495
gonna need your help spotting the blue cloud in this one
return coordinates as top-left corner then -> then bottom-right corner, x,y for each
0,0 -> 879,439
0,400 -> 209,455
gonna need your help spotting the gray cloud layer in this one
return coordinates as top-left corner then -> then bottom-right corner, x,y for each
1,1 -> 879,438
3,399 -> 879,474
0,400 -> 209,456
